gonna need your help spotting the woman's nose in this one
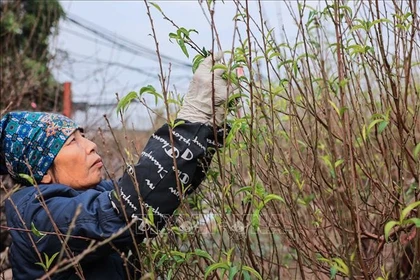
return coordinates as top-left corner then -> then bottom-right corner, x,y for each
84,138 -> 98,154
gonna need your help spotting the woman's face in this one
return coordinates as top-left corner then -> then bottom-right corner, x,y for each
45,130 -> 103,189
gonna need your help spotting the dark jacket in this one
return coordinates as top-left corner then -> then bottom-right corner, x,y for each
5,121 -> 226,279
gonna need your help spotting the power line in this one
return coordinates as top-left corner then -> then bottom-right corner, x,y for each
57,47 -> 157,76
65,13 -> 192,68
56,48 -> 193,81
55,14 -> 194,111
67,13 -> 153,54
60,27 -> 162,70
60,27 -> 121,52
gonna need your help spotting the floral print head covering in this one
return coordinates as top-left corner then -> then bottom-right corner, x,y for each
0,111 -> 78,184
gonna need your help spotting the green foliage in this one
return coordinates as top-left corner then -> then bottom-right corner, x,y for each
149,2 -> 163,13
169,119 -> 185,129
117,85 -> 162,114
0,0 -> 65,111
192,47 -> 209,73
318,257 -> 350,278
169,27 -> 198,58
414,143 -> 420,160
81,1 -> 420,278
203,248 -> 262,279
35,252 -> 59,272
18,173 -> 35,185
0,0 -> 64,56
384,201 -> 420,242
30,222 -> 45,238
116,91 -> 138,114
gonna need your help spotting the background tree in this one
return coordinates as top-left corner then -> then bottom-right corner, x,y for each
0,0 -> 64,113
1,1 -> 65,278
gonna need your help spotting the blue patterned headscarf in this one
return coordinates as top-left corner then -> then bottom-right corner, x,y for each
0,111 -> 78,184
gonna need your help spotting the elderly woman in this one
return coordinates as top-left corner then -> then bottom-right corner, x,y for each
1,54 -> 232,279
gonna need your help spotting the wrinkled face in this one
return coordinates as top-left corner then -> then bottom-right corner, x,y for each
46,130 -> 103,189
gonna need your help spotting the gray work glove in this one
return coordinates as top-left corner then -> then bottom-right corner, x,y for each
178,52 -> 233,126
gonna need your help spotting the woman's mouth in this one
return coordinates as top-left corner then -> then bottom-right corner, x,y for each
93,158 -> 103,167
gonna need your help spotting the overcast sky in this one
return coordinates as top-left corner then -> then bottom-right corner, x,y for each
52,1 -> 308,130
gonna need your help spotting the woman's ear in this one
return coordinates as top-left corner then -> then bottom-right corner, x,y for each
40,171 -> 53,184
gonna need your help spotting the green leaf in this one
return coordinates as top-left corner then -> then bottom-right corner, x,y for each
377,121 -> 388,133
268,52 -> 281,59
368,119 -> 384,133
362,124 -> 367,141
371,18 -> 392,25
149,2 -> 163,13
235,186 -> 252,195
328,100 -> 340,117
225,247 -> 235,265
36,252 -> 59,272
139,85 -> 162,105
332,258 -> 349,276
178,39 -> 189,58
404,218 -> 420,227
319,257 -> 348,276
318,257 -> 332,264
139,85 -> 156,95
46,252 -> 59,269
111,190 -> 119,200
242,270 -> 251,280
194,249 -> 213,261
228,265 -> 239,280
147,206 -> 154,225
188,29 -> 198,35
263,194 -> 285,204
330,265 -> 338,279
301,193 -> 315,205
211,63 -> 228,72
192,54 -> 205,73
252,55 -> 265,63
384,220 -> 399,242
170,250 -> 186,259
18,173 -> 35,185
35,261 -> 47,271
241,266 -> 263,280
172,120 -> 185,129
157,254 -> 168,267
169,32 -> 178,41
251,209 -> 261,230
168,269 -> 174,279
414,143 -> 420,159
178,27 -> 189,38
31,222 -> 45,238
116,91 -> 137,114
320,155 -> 333,170
371,113 -> 385,119
293,61 -> 299,76
339,106 -> 348,117
204,263 -> 230,279
228,93 -> 245,109
400,201 -> 420,222
166,98 -> 179,105
334,159 -> 344,168
339,5 -> 353,17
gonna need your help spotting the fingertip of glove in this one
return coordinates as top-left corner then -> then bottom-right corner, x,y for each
214,51 -> 224,61
203,51 -> 224,66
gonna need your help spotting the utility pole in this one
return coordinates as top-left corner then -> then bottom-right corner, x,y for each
63,82 -> 72,117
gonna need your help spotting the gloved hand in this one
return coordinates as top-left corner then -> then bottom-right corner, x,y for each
178,52 -> 234,126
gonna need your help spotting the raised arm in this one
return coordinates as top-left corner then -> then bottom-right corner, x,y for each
109,53 -> 232,237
